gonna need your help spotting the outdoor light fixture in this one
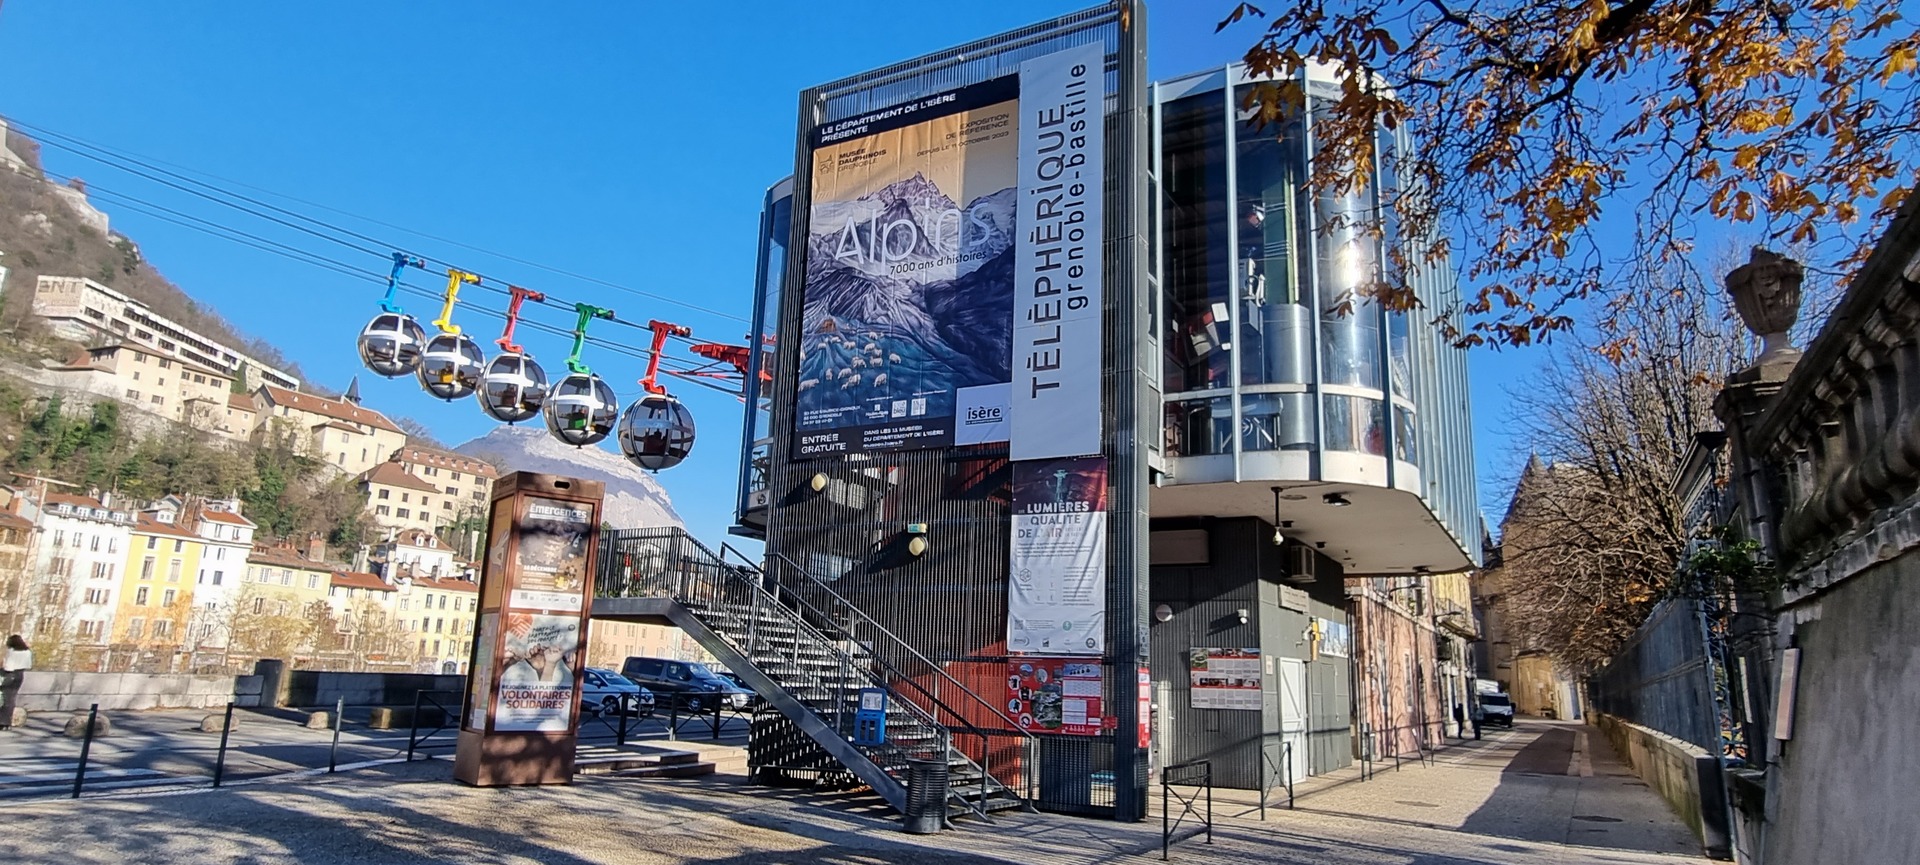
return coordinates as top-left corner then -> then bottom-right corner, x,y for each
1236,608 -> 1250,625
907,536 -> 929,557
1270,486 -> 1285,546
1154,603 -> 1175,623
1323,492 -> 1352,507
809,473 -> 829,493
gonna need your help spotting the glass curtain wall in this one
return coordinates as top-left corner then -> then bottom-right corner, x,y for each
737,186 -> 791,526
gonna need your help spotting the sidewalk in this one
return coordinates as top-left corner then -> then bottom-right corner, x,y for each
0,718 -> 1708,865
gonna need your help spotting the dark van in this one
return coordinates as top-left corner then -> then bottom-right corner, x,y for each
620,656 -> 751,712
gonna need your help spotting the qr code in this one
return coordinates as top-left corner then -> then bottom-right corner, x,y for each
891,400 -> 908,418
910,397 -> 928,416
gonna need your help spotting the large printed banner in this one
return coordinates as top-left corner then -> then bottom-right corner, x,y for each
794,77 -> 1019,457
793,44 -> 1105,459
492,611 -> 581,732
1007,658 -> 1108,736
1011,41 -> 1105,461
1008,456 -> 1107,656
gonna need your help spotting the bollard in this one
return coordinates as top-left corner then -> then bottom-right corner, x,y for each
711,700 -> 722,741
407,690 -> 424,761
212,702 -> 235,787
617,694 -> 629,746
667,700 -> 677,742
329,697 -> 344,773
71,703 -> 99,799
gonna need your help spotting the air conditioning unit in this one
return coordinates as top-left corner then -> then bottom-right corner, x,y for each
1284,544 -> 1316,584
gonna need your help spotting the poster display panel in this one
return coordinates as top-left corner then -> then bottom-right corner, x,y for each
1011,41 -> 1105,461
794,77 -> 1019,457
1317,618 -> 1351,659
1190,647 -> 1263,711
491,611 -> 581,732
507,497 -> 593,612
1007,658 -> 1107,736
1007,456 -> 1107,655
464,612 -> 498,732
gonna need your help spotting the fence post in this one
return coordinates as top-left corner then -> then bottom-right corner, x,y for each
407,689 -> 424,762
1161,769 -> 1170,861
667,699 -> 677,742
1204,762 -> 1214,845
71,703 -> 99,799
328,697 -> 344,773
711,699 -> 722,741
617,693 -> 630,746
213,702 -> 235,788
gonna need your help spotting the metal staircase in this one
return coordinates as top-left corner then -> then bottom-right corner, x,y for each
597,528 -> 1035,824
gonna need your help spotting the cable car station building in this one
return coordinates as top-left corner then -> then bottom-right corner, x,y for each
609,2 -> 1476,823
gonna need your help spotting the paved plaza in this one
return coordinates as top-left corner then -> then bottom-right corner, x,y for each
1,718 -> 1705,864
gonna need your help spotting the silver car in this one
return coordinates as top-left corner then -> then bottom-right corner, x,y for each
581,667 -> 655,717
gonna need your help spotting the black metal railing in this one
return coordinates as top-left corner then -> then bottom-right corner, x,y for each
1259,739 -> 1294,819
1160,759 -> 1213,860
601,528 -> 1027,819
406,689 -> 459,761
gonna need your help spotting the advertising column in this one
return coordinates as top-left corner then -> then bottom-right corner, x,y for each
454,472 -> 603,787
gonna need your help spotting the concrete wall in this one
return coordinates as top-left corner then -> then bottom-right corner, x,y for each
1593,713 -> 1730,857
1762,554 -> 1920,865
15,671 -> 263,711
284,670 -> 465,709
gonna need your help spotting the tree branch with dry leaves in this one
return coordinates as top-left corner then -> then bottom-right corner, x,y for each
1221,0 -> 1919,349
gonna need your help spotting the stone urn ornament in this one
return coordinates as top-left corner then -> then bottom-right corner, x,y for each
1725,247 -> 1805,363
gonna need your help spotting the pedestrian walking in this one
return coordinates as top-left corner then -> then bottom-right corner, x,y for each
0,634 -> 30,730
1468,699 -> 1483,740
1452,703 -> 1466,739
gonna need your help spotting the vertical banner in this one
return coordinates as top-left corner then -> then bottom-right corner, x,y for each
793,78 -> 1020,457
1007,658 -> 1107,735
1008,456 -> 1107,655
1012,42 -> 1105,461
1189,648 -> 1264,710
491,495 -> 594,733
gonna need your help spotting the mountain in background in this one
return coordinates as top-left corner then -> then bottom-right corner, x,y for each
453,425 -> 683,530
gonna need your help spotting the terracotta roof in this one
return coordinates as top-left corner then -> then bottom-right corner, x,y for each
330,570 -> 395,592
395,445 -> 498,478
247,545 -> 330,570
133,515 -> 201,540
227,393 -> 256,411
258,385 -> 402,434
198,509 -> 255,528
359,462 -> 439,494
387,528 -> 441,548
44,493 -> 132,520
0,512 -> 34,532
413,575 -> 479,593
315,420 -> 362,434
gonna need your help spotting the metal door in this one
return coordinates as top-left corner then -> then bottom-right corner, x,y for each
1277,658 -> 1308,784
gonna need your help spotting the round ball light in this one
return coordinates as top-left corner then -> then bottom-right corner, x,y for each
616,392 -> 697,472
357,313 -> 427,378
417,333 -> 486,401
477,352 -> 548,423
545,372 -> 618,447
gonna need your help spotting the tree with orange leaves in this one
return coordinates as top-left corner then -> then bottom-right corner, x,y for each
1220,0 -> 1917,348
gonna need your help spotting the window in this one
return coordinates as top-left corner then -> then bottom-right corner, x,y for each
397,509 -> 410,519
79,620 -> 104,639
376,505 -> 390,516
438,595 -> 448,610
126,618 -> 145,640
422,498 -> 431,509
108,537 -> 117,554
168,560 -> 182,581
212,570 -> 223,585
436,618 -> 445,633
71,532 -> 82,548
162,589 -> 176,606
307,574 -> 319,589
90,535 -> 100,552
433,639 -> 441,654
378,489 -> 390,500
252,597 -> 265,614
146,536 -> 157,550
52,530 -> 64,547
152,395 -> 165,405
361,448 -> 367,463
135,586 -> 150,605
451,472 -> 462,482
127,389 -> 141,400
84,588 -> 109,604
401,493 -> 410,503
338,452 -> 346,465
154,620 -> 173,639
142,557 -> 156,579
174,539 -> 184,553
215,547 -> 225,561
280,570 -> 291,586
159,358 -> 172,369
91,561 -> 112,580
444,486 -> 457,495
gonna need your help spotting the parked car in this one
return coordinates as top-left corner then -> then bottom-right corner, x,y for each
713,670 -> 765,709
621,656 -> 753,712
581,667 -> 655,717
1478,692 -> 1515,727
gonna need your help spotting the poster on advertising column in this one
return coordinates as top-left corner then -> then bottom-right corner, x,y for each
1190,648 -> 1264,711
1007,658 -> 1107,736
1008,456 -> 1107,656
792,77 -> 1019,458
492,611 -> 582,731
1011,41 -> 1105,461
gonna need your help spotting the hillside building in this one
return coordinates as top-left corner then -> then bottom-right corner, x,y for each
252,384 -> 406,477
114,515 -> 202,672
358,464 -> 446,534
387,444 -> 496,524
29,491 -> 137,669
30,275 -> 298,390
47,343 -> 242,436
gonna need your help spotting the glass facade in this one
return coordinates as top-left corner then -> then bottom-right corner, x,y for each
1151,66 -> 1479,561
737,64 -> 1479,565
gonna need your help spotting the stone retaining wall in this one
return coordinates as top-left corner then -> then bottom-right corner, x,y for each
1592,712 -> 1730,858
15,671 -> 263,711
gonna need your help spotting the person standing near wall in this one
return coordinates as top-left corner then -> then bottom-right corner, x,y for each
0,634 -> 30,730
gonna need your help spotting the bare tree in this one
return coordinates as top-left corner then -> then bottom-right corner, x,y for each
1494,264 -> 1747,667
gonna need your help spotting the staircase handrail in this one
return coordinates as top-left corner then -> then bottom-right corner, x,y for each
749,547 -> 1038,746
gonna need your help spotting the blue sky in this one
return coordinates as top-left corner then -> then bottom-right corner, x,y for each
0,2 -> 1540,541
